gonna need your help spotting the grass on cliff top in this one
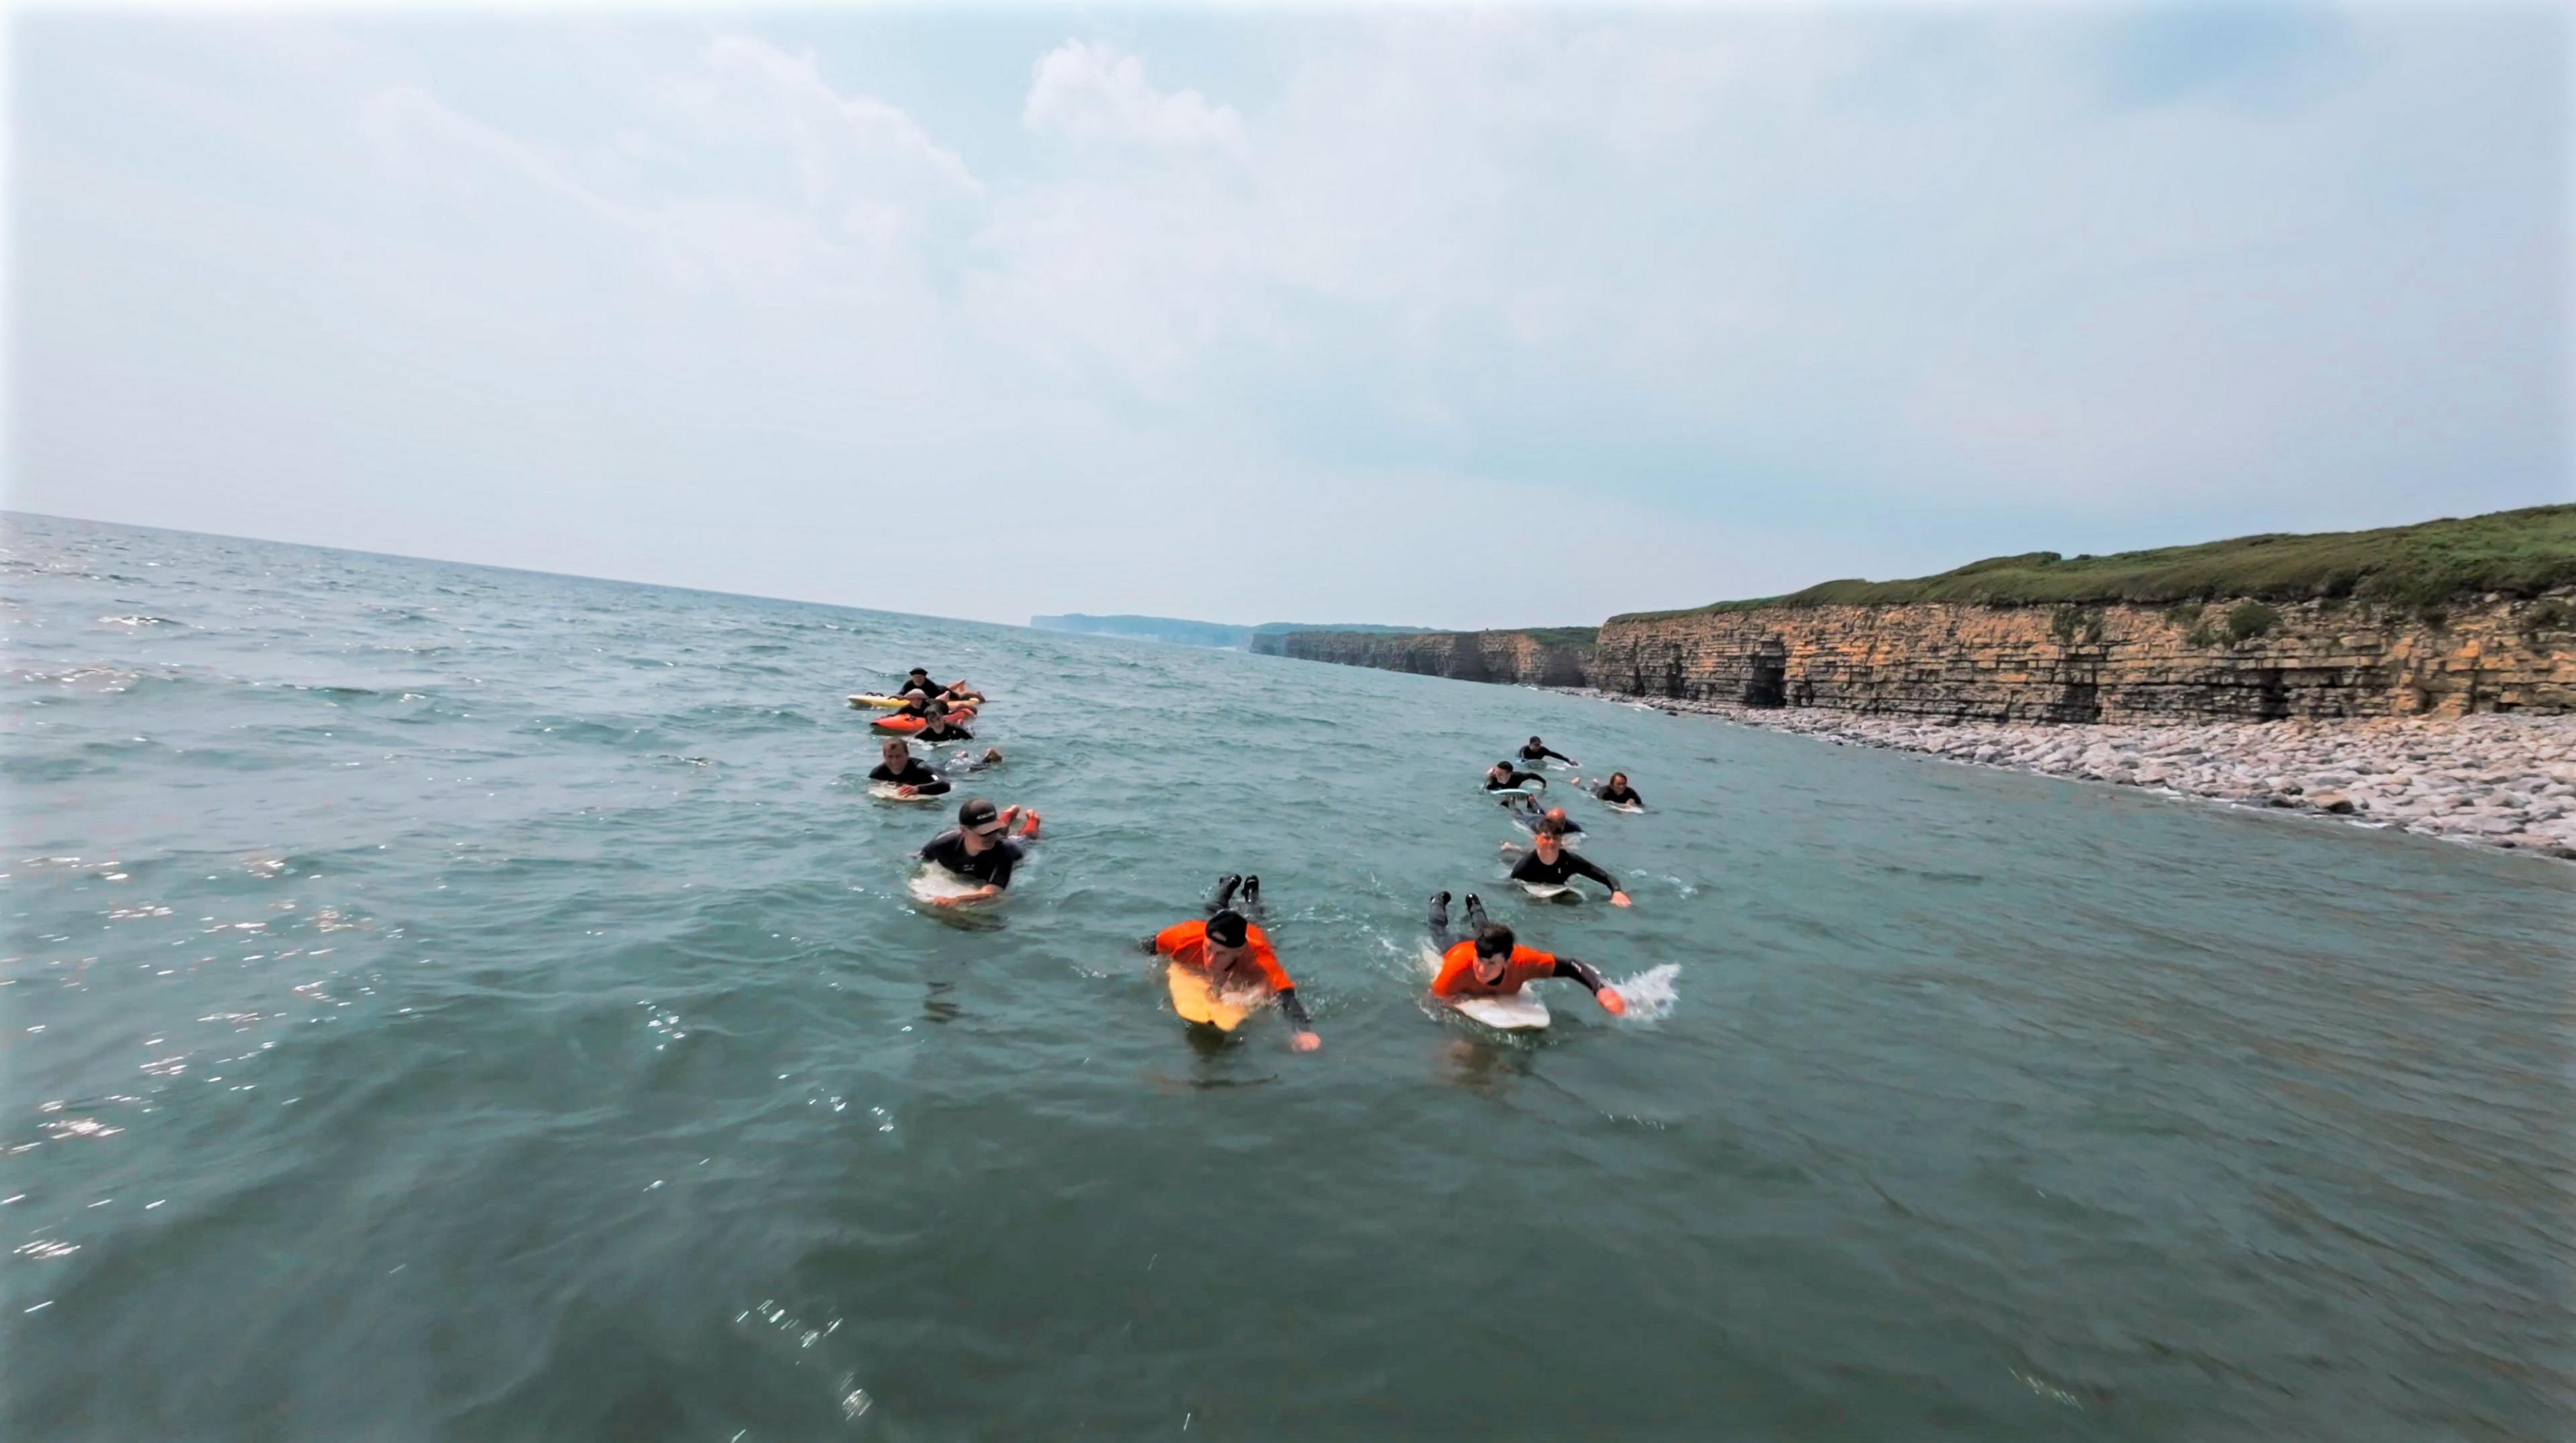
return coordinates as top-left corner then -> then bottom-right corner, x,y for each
1614,504 -> 2576,620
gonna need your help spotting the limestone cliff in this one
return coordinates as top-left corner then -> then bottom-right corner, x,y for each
1590,592 -> 2575,721
1262,628 -> 1597,687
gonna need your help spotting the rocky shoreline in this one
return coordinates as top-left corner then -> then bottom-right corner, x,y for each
1558,689 -> 2576,863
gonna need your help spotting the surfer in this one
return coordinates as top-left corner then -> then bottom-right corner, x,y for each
916,796 -> 1041,908
945,746 -> 1005,772
1517,736 -> 1578,767
1502,794 -> 1585,838
1504,820 -> 1631,906
1589,771 -> 1644,808
1425,892 -> 1625,1014
1485,760 -> 1547,792
938,680 -> 985,707
916,710 -> 977,745
1140,874 -> 1321,1051
868,737 -> 951,797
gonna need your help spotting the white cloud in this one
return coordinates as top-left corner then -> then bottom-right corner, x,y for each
14,10 -> 2567,629
1022,40 -> 1248,156
702,35 -> 983,199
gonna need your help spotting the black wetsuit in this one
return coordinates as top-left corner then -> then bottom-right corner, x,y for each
920,830 -> 1022,889
1485,769 -> 1546,792
916,718 -> 975,744
1518,744 -> 1574,765
1593,782 -> 1642,806
1424,893 -> 1610,994
868,759 -> 950,795
1503,795 -> 1582,836
1509,848 -> 1620,894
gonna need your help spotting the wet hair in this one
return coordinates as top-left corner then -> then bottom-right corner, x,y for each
1535,819 -> 1570,840
1528,736 -> 1543,745
1205,910 -> 1250,948
958,796 -> 999,828
1610,771 -> 1628,784
1474,922 -> 1517,958
1495,759 -> 1514,770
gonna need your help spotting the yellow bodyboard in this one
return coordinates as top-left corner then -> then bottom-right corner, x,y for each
1167,965 -> 1253,1032
849,694 -> 909,708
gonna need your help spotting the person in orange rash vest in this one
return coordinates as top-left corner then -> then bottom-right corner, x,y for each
1424,891 -> 1626,1014
1140,874 -> 1321,1051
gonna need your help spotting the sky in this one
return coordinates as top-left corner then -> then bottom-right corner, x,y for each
7,3 -> 2569,629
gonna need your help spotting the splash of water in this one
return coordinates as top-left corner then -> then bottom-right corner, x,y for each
1611,963 -> 1682,1022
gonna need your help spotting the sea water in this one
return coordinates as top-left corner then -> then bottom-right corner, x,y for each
4,513 -> 2571,1439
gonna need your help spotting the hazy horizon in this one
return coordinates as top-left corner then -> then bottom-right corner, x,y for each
9,5 -> 2569,629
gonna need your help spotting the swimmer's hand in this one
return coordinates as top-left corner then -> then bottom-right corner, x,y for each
1290,1030 -> 1322,1053
1597,987 -> 1627,1016
1610,890 -> 1633,908
895,784 -> 918,797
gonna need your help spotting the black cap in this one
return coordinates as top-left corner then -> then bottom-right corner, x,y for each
1474,922 -> 1516,957
958,796 -> 999,828
1205,910 -> 1249,947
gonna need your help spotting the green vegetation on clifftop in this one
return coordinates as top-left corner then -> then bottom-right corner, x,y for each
1613,505 -> 2576,621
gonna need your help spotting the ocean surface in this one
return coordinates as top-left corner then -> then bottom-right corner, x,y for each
4,512 -> 2571,1442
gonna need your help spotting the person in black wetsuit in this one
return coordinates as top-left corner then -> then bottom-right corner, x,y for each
916,710 -> 975,744
1501,793 -> 1585,838
1484,760 -> 1546,792
1590,771 -> 1643,807
869,737 -> 950,798
917,796 -> 1041,908
1504,820 -> 1631,906
1517,736 -> 1578,767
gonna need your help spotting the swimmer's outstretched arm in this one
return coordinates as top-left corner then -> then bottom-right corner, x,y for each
1548,955 -> 1628,1014
1561,852 -> 1633,908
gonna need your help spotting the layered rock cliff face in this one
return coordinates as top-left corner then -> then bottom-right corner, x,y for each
1591,593 -> 2575,721
1263,629 -> 1597,688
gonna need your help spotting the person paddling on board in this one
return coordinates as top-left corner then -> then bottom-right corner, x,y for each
1502,794 -> 1585,839
1426,892 -> 1625,1014
1485,760 -> 1546,792
1503,820 -> 1631,906
938,680 -> 985,708
916,796 -> 1040,908
1140,874 -> 1321,1051
1517,736 -> 1578,767
1586,771 -> 1644,808
916,710 -> 976,745
869,737 -> 951,797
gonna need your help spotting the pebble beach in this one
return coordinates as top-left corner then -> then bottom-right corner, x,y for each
1565,690 -> 2576,863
